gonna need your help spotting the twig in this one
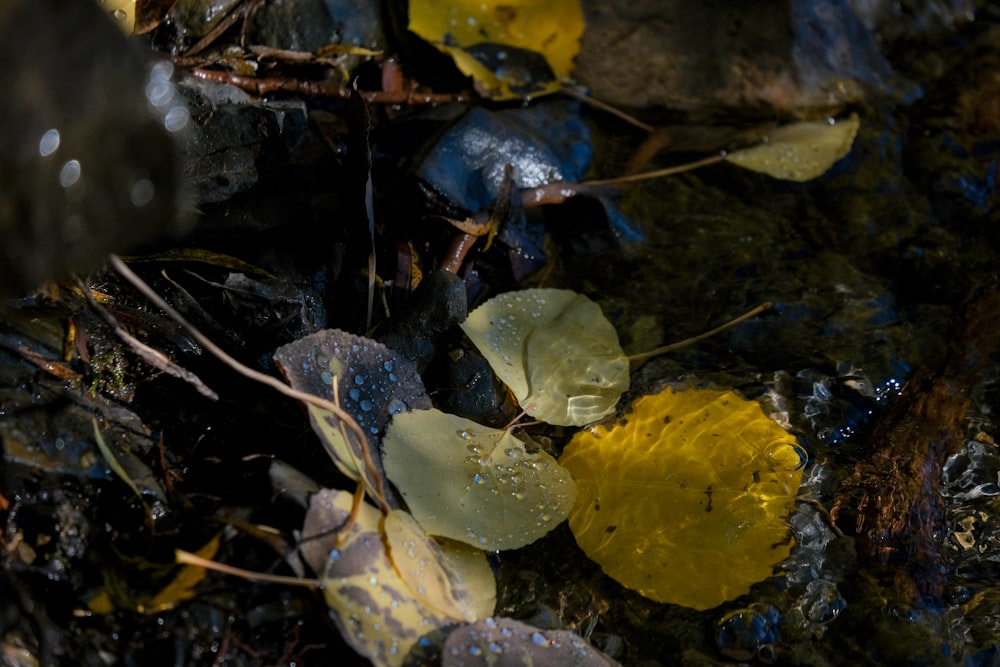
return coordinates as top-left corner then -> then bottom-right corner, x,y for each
627,301 -> 774,362
77,276 -> 219,399
109,255 -> 391,513
560,85 -> 655,133
175,549 -> 323,588
190,68 -> 472,105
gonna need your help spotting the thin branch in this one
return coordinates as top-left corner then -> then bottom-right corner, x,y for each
78,276 -> 218,399
627,301 -> 773,362
175,549 -> 323,589
109,255 -> 391,513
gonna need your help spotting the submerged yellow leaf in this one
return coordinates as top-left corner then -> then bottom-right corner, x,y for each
382,408 -> 576,550
726,114 -> 860,181
559,387 -> 806,610
408,0 -> 584,99
460,289 -> 629,426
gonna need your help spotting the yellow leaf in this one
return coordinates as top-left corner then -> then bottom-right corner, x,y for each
408,0 -> 584,100
307,490 -> 495,667
725,114 -> 860,182
383,510 -> 495,622
97,0 -> 136,34
138,534 -> 221,613
559,387 -> 806,610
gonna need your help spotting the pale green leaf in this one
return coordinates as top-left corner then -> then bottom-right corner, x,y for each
460,288 -> 629,426
725,113 -> 860,182
382,408 -> 576,550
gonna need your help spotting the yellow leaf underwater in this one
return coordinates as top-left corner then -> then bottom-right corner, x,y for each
382,408 -> 577,550
725,114 -> 860,182
460,288 -> 629,426
559,387 -> 806,610
408,0 -> 584,100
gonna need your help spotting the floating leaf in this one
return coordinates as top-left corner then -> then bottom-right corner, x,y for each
559,387 -> 806,610
725,114 -> 860,182
275,330 -> 431,505
460,289 -> 628,426
408,0 -> 584,99
301,489 -> 494,667
382,408 -> 576,550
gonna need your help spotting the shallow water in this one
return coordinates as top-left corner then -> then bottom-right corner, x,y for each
496,19 -> 1000,666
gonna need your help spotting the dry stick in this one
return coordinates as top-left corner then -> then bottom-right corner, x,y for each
175,549 -> 324,589
584,154 -> 726,187
627,301 -> 774,363
109,255 -> 391,513
560,85 -> 655,133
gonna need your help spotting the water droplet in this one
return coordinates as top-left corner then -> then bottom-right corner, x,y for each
469,646 -> 482,656
38,128 -> 60,157
354,375 -> 364,385
360,400 -> 373,412
474,473 -> 486,484
388,399 -> 406,415
383,361 -> 393,371
531,632 -> 546,646
349,388 -> 361,401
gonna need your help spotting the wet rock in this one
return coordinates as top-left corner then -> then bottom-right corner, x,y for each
575,0 -> 900,114
247,0 -> 384,53
715,603 -> 782,663
378,270 -> 468,372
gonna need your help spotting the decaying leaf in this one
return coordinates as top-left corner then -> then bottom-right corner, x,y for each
725,114 -> 860,181
440,617 -> 619,666
382,408 -> 576,551
301,489 -> 495,667
274,330 -> 431,505
460,289 -> 629,426
88,534 -> 221,614
408,0 -> 584,99
559,387 -> 806,610
384,510 -> 495,622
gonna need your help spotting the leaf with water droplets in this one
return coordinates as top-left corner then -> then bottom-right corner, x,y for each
301,489 -> 494,667
559,387 -> 807,610
382,408 -> 577,550
274,329 -> 431,504
725,114 -> 860,182
440,617 -> 618,666
384,510 -> 495,622
460,288 -> 629,426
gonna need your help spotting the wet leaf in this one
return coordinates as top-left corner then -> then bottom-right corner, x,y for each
384,510 -> 495,622
408,0 -> 584,99
274,330 -> 431,504
559,387 -> 806,610
99,0 -> 136,34
460,289 -> 629,426
725,114 -> 860,181
88,534 -> 220,614
301,489 -> 494,667
440,617 -> 618,666
382,408 -> 576,550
